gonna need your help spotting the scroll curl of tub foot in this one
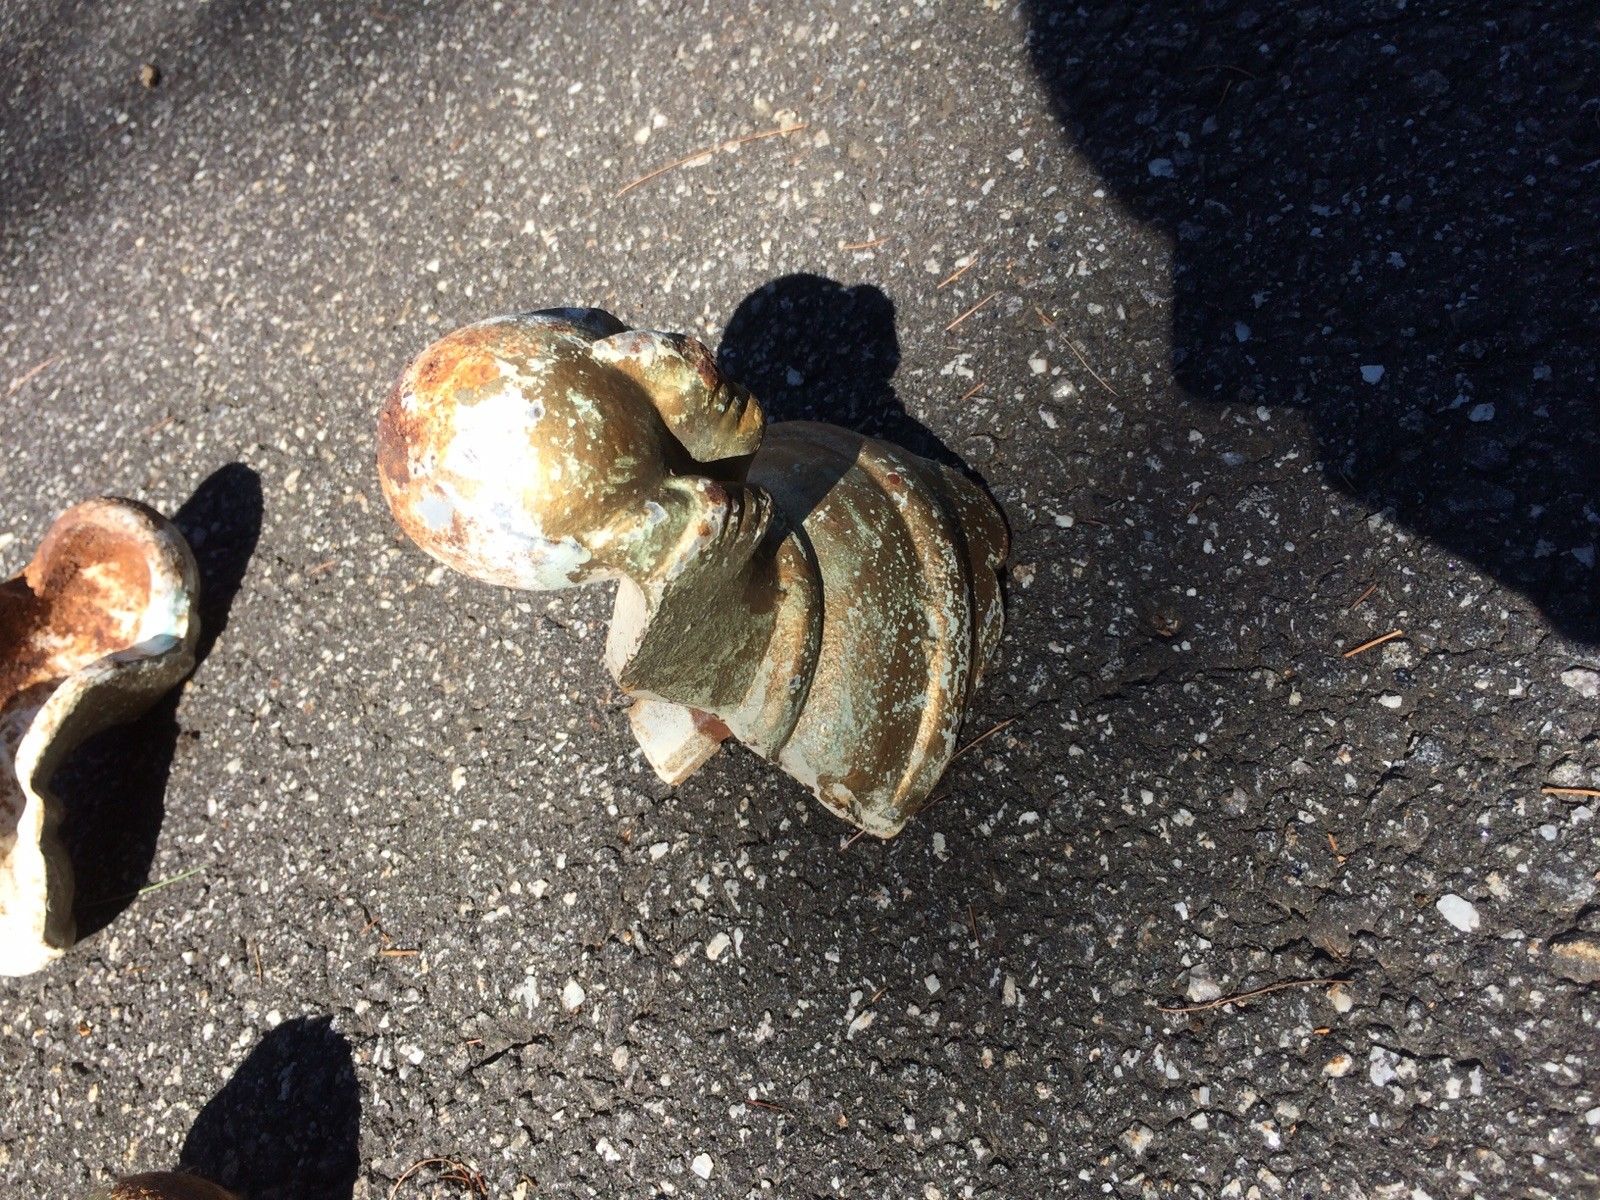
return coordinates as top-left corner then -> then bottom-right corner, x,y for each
377,308 -> 1006,837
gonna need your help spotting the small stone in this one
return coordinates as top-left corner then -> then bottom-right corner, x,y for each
691,1153 -> 714,1180
705,932 -> 731,960
561,979 -> 586,1011
1147,158 -> 1174,178
1121,1122 -> 1154,1156
1436,894 -> 1480,932
1185,972 -> 1223,1003
1548,933 -> 1600,984
1361,364 -> 1385,383
1468,402 -> 1495,422
1560,667 -> 1600,699
1369,1046 -> 1402,1087
1323,1053 -> 1353,1078
139,63 -> 161,89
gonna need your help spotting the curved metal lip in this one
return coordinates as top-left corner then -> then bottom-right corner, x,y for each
0,497 -> 200,978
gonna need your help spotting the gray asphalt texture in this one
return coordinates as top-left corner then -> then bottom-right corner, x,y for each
2,2 -> 1598,1197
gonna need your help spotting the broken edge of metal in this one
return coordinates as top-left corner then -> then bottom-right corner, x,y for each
0,498 -> 200,978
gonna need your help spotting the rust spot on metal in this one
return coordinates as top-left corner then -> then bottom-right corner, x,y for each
0,518 -> 153,704
691,709 -> 731,741
98,1173 -> 240,1200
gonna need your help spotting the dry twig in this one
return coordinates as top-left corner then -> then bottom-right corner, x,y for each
951,715 -> 1018,763
1347,582 -> 1378,611
958,379 -> 986,403
1543,785 -> 1600,799
841,236 -> 887,251
388,1157 -> 487,1199
1036,306 -> 1119,395
7,355 -> 60,396
615,124 -> 808,198
1156,976 -> 1350,1014
937,258 -> 978,289
1193,63 -> 1259,80
1341,629 -> 1404,659
1064,337 -> 1119,396
944,291 -> 998,333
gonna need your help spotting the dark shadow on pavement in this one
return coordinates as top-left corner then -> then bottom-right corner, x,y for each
66,463 -> 263,939
718,273 -> 969,473
179,1016 -> 361,1200
1022,0 -> 1600,641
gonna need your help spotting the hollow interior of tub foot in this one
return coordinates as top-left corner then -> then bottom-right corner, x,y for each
0,519 -> 153,722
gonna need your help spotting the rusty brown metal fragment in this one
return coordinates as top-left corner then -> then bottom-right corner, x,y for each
0,498 -> 199,976
377,309 -> 1006,837
86,1173 -> 238,1200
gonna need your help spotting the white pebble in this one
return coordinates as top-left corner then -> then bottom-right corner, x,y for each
561,979 -> 586,1011
1361,364 -> 1385,383
691,1153 -> 714,1180
1561,667 -> 1600,699
1435,893 -> 1480,932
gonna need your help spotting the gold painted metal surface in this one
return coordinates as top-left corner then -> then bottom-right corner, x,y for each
0,499 -> 199,976
378,309 -> 1006,836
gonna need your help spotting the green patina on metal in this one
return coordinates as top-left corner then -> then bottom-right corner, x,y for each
378,308 -> 1007,837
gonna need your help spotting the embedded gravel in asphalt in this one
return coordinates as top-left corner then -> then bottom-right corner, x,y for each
2,2 -> 1598,1197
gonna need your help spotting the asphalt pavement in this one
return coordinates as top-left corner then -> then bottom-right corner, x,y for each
1,2 -> 1597,1197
